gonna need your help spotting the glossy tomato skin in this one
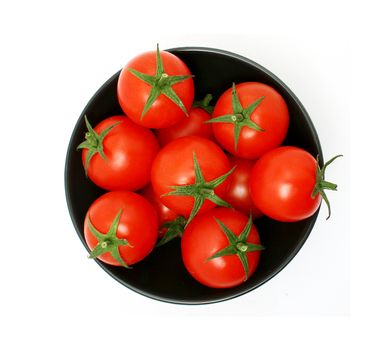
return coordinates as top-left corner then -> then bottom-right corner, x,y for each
212,82 -> 289,159
181,208 -> 261,288
141,184 -> 179,238
151,136 -> 231,217
81,116 -> 159,191
250,146 -> 321,222
155,107 -> 213,147
225,156 -> 263,219
84,191 -> 158,266
117,50 -> 194,129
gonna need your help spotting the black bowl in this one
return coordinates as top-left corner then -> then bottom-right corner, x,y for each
65,47 -> 323,304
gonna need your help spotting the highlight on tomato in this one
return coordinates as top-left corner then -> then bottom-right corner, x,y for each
224,156 -> 262,219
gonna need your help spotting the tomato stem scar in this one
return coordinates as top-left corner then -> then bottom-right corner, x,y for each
205,83 -> 265,151
162,152 -> 235,226
207,214 -> 264,280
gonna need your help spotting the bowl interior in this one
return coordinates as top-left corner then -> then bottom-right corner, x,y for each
65,47 -> 322,304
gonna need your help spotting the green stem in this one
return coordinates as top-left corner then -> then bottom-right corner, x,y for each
87,209 -> 131,268
205,83 -> 264,150
192,93 -> 214,114
162,152 -> 235,226
127,44 -> 193,119
156,216 -> 186,247
236,242 -> 248,252
232,114 -> 244,122
157,73 -> 169,87
312,154 -> 343,220
207,214 -> 264,281
76,116 -> 120,176
202,94 -> 212,106
320,180 -> 338,190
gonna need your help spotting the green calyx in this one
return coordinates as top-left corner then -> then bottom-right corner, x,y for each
192,93 -> 214,114
156,216 -> 186,247
87,209 -> 132,268
127,44 -> 193,120
162,152 -> 236,226
205,83 -> 265,151
77,116 -> 120,176
312,154 -> 343,220
207,214 -> 265,281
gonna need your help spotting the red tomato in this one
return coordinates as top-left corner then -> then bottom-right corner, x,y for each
78,115 -> 159,191
155,106 -> 213,147
210,82 -> 289,159
84,191 -> 158,267
141,184 -> 179,238
250,146 -> 341,221
117,47 -> 194,129
151,136 -> 233,224
225,156 -> 263,219
181,207 -> 263,288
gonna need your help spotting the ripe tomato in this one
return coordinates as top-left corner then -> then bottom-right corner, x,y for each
155,94 -> 214,146
181,207 -> 263,288
141,184 -> 179,237
78,115 -> 159,191
117,46 -> 194,129
250,146 -> 342,221
225,156 -> 263,219
209,82 -> 289,159
151,136 -> 234,225
84,191 -> 158,267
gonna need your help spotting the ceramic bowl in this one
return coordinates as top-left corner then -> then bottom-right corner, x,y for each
65,47 -> 322,304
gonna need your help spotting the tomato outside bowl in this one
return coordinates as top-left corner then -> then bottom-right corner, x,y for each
64,47 -> 323,305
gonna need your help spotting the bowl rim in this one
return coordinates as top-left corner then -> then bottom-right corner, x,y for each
64,46 -> 323,305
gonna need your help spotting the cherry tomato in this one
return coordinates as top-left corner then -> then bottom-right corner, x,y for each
151,136 -> 233,225
78,115 -> 159,191
210,82 -> 289,159
225,156 -> 263,219
117,46 -> 194,129
250,146 -> 341,221
181,207 -> 263,288
84,191 -> 158,267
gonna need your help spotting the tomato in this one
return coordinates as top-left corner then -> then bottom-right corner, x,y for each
141,184 -> 179,237
225,156 -> 263,219
117,45 -> 194,129
181,207 -> 263,288
78,115 -> 159,191
84,191 -> 158,267
249,146 -> 342,221
155,94 -> 214,146
209,82 -> 289,159
151,136 -> 234,225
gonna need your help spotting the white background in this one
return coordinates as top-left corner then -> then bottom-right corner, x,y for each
0,0 -> 382,349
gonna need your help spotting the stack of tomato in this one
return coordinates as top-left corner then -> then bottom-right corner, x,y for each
78,45 -> 341,289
